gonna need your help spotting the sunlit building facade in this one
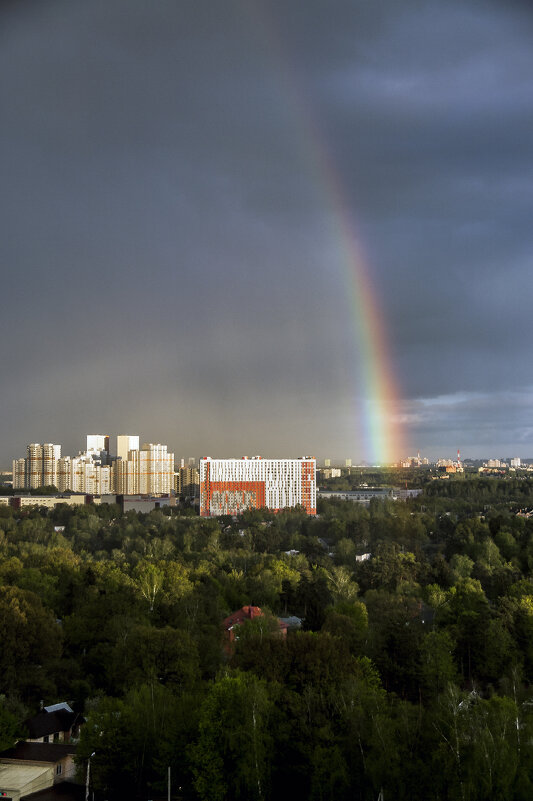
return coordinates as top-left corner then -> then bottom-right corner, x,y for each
199,456 -> 316,517
12,443 -> 62,489
112,442 -> 174,495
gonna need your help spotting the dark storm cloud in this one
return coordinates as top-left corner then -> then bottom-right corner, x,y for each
1,0 -> 532,463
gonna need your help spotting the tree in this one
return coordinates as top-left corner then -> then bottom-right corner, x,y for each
419,630 -> 457,699
0,586 -> 62,700
0,696 -> 24,750
133,560 -> 164,613
190,671 -> 273,801
77,683 -> 196,799
110,624 -> 199,694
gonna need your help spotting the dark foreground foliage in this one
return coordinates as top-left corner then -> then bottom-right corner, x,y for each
2,474 -> 533,799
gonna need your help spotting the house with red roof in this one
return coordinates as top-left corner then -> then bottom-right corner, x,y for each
222,605 -> 288,651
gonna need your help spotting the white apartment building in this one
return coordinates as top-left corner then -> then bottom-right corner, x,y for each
12,458 -> 26,490
200,456 -> 316,517
86,434 -> 110,455
71,455 -> 111,494
12,444 -> 61,490
112,442 -> 174,495
139,443 -> 174,495
13,436 -> 173,496
116,435 -> 140,462
56,454 -> 111,494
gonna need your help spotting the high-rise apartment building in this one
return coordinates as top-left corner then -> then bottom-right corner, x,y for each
86,434 -> 110,455
176,465 -> 200,499
57,457 -> 72,493
12,458 -> 26,489
116,435 -> 140,462
199,456 -> 316,517
13,435 -> 174,497
139,443 -> 174,495
112,441 -> 174,495
13,443 -> 61,489
71,454 -> 111,494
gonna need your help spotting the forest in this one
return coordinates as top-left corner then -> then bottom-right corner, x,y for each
2,474 -> 533,800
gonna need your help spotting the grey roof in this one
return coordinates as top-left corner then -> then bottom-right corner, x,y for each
0,742 -> 76,763
43,703 -> 73,715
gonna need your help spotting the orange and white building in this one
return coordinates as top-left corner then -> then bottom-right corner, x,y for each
199,456 -> 316,517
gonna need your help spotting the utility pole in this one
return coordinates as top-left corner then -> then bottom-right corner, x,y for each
85,752 -> 95,801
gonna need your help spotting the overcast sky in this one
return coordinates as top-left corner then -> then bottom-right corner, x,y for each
1,0 -> 532,465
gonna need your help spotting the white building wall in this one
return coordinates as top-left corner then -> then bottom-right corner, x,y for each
139,444 -> 174,495
200,457 -> 316,516
117,435 -> 139,462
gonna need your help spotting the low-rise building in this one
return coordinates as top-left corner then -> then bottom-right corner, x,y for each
25,703 -> 83,745
222,605 -> 288,649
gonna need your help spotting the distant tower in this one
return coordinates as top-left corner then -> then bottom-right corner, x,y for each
116,435 -> 140,461
87,434 -> 110,454
457,449 -> 461,467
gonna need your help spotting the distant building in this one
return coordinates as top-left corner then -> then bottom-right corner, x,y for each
511,457 -> 521,468
200,456 -> 316,517
319,488 -> 393,505
12,435 -> 174,497
222,605 -> 288,648
9,494 -> 96,509
116,434 -> 139,462
319,487 -> 422,504
318,468 -> 342,480
112,441 -> 174,495
139,443 -> 174,495
12,443 -> 61,490
12,458 -> 26,489
176,464 -> 200,499
86,434 -> 110,456
70,454 -> 111,494
115,494 -> 175,513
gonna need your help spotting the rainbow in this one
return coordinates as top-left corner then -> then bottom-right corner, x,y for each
244,3 -> 406,464
308,144 -> 405,464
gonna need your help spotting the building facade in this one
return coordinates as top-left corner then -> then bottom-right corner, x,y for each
199,456 -> 316,517
12,444 -> 62,490
112,442 -> 174,495
116,434 -> 140,462
86,434 -> 110,456
139,443 -> 174,495
12,436 -> 173,496
175,465 -> 200,499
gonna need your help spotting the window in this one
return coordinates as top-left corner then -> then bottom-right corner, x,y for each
56,764 -> 62,775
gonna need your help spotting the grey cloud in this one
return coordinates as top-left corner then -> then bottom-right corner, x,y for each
2,0 -> 533,464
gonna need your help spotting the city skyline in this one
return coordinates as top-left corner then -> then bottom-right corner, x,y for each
2,1 -> 533,464
7,431 -> 530,472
